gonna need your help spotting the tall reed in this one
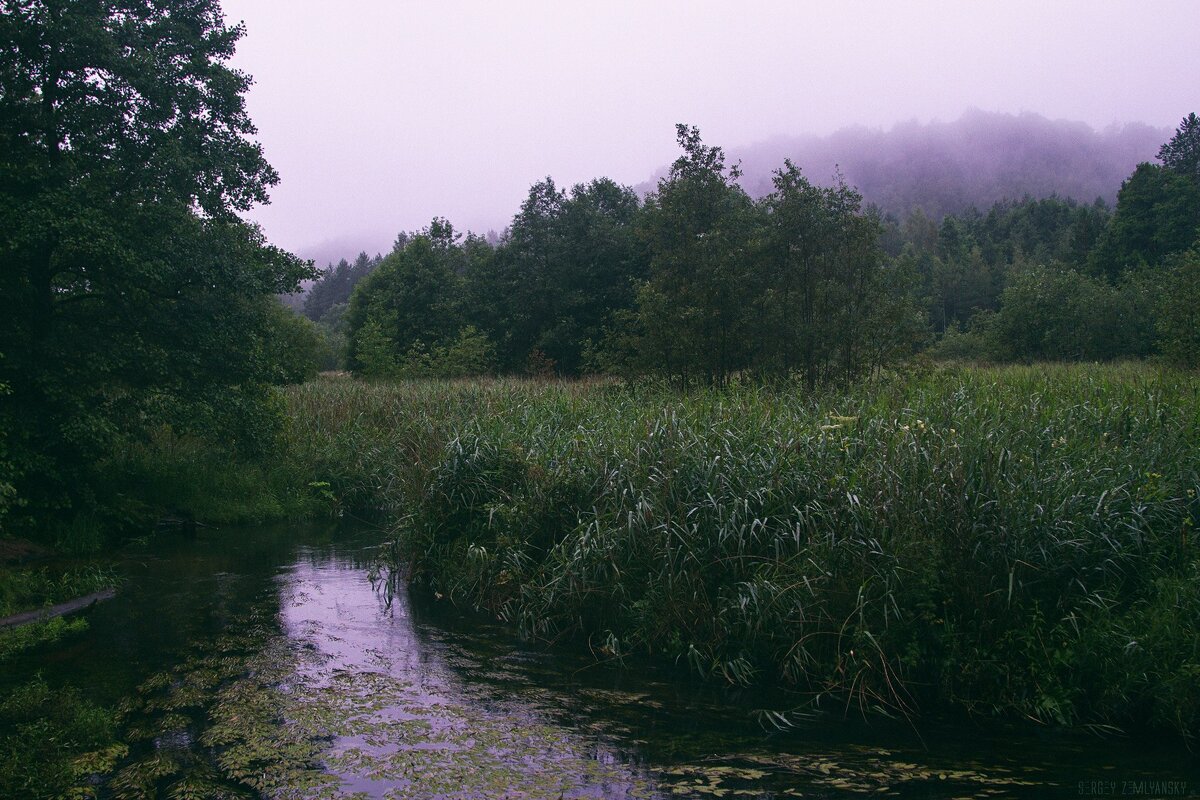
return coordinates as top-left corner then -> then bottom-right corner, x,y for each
281,366 -> 1200,737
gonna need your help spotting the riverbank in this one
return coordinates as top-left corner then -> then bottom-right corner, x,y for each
0,554 -> 119,616
12,520 -> 1193,800
0,546 -> 125,797
0,554 -> 121,654
270,364 -> 1199,740
11,364 -> 1195,743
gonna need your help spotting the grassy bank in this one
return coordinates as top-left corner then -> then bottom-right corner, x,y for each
279,365 -> 1200,737
0,560 -> 125,797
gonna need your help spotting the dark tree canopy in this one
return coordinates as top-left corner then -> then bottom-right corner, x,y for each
302,252 -> 383,323
1158,113 -> 1200,183
0,0 -> 312,533
1091,162 -> 1200,278
631,125 -> 758,386
756,162 -> 903,388
0,0 -> 278,216
346,220 -> 466,375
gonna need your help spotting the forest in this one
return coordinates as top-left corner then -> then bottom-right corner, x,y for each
1,1 -> 1199,797
297,117 -> 1199,385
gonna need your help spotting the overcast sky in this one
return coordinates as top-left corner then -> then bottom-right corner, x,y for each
219,0 -> 1200,261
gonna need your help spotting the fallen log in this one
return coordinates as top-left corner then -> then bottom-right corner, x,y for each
0,589 -> 117,629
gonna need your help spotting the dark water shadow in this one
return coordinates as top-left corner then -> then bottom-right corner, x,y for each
8,521 -> 1198,799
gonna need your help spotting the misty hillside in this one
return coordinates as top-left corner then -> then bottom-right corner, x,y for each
640,110 -> 1168,219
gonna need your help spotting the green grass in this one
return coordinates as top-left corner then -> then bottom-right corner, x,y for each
0,562 -> 121,669
0,563 -> 120,618
101,426 -> 322,527
279,365 -> 1200,738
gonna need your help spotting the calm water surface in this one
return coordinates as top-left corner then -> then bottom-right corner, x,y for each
12,522 -> 1198,799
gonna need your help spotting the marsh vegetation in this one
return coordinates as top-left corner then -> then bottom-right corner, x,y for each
2,2 -> 1199,795
274,365 -> 1200,737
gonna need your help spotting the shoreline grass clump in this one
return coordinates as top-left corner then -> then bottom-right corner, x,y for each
281,365 -> 1200,737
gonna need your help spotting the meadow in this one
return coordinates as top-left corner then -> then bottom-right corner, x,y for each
269,364 -> 1200,737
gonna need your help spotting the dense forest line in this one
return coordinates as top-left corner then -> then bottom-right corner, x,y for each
297,115 -> 1200,383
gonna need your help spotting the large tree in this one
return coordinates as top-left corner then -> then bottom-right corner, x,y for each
634,125 -> 759,386
551,178 -> 645,374
758,163 -> 900,387
472,177 -> 644,374
492,178 -> 567,371
346,219 -> 468,377
1090,114 -> 1200,279
0,1 -> 311,532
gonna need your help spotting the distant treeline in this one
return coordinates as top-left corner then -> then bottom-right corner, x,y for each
299,115 -> 1200,382
715,109 -> 1167,220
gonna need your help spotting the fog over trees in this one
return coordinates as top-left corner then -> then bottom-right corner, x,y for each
639,110 -> 1167,220
300,111 -> 1170,333
303,113 -> 1198,383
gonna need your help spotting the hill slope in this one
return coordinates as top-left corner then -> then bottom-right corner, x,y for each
640,110 -> 1167,218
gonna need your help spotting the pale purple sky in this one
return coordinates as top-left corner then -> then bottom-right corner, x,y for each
221,0 -> 1200,260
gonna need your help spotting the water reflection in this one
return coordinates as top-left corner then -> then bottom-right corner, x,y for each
277,546 -> 659,798
270,535 -> 1200,799
13,523 -> 1200,799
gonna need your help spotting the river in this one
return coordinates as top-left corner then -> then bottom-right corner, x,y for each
8,521 -> 1197,798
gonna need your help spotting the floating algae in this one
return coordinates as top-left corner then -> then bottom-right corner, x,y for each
23,524 -> 1200,800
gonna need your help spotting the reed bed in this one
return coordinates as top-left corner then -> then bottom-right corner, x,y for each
281,365 -> 1200,736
